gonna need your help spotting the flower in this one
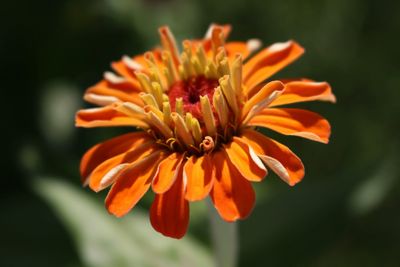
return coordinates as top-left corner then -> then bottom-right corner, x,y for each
76,24 -> 335,239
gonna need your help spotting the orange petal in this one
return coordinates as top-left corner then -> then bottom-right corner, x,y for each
224,42 -> 251,60
105,151 -> 164,217
243,41 -> 304,95
224,137 -> 267,182
75,106 -> 148,128
241,80 -> 285,119
152,152 -> 184,194
84,79 -> 143,106
111,55 -> 146,82
210,150 -> 255,222
150,166 -> 189,239
184,154 -> 214,201
240,129 -> 304,186
247,108 -> 331,143
269,79 -> 336,107
80,132 -> 151,184
89,141 -> 156,192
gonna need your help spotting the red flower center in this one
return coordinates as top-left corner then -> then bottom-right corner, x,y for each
168,76 -> 219,120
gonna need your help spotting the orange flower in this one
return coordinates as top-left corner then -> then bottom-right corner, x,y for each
76,24 -> 335,239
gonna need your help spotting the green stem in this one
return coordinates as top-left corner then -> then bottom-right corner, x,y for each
207,200 -> 238,267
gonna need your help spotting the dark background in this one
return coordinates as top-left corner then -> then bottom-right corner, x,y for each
1,0 -> 399,266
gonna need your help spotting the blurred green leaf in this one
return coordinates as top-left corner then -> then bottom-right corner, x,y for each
348,155 -> 398,216
34,178 -> 214,267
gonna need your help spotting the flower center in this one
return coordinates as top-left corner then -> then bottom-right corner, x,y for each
167,76 -> 219,120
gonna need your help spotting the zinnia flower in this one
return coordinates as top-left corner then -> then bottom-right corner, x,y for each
76,24 -> 335,238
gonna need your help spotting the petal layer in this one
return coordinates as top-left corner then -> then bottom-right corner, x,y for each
80,132 -> 151,184
270,79 -> 336,107
240,129 -> 304,186
150,166 -> 189,239
184,154 -> 214,201
75,106 -> 148,128
248,108 -> 331,143
89,141 -> 156,192
84,79 -> 142,106
152,152 -> 184,194
243,41 -> 304,95
224,137 -> 267,182
210,151 -> 255,221
105,151 -> 164,217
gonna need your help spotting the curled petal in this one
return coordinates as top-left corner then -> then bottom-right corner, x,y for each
152,153 -> 184,194
80,132 -> 152,184
210,151 -> 255,221
240,129 -> 304,186
224,137 -> 267,182
150,165 -> 189,239
184,154 -> 214,201
248,108 -> 331,143
105,151 -> 164,217
243,41 -> 304,96
241,80 -> 285,120
89,142 -> 156,192
204,23 -> 231,40
84,79 -> 143,107
75,106 -> 148,128
270,79 -> 336,107
111,54 -> 148,82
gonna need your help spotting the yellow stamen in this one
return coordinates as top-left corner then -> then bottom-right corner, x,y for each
148,68 -> 163,90
200,95 -> 217,137
162,67 -> 173,88
175,97 -> 184,116
144,105 -> 164,121
135,72 -> 152,93
181,52 -> 195,77
150,82 -> 164,108
190,117 -> 203,144
205,60 -> 218,79
147,110 -> 173,138
162,94 -> 170,102
195,45 -> 207,70
162,101 -> 172,126
171,112 -> 194,146
178,65 -> 187,80
183,40 -> 193,59
144,51 -> 157,65
140,93 -> 159,109
162,51 -> 179,82
215,47 -> 227,65
231,54 -> 243,98
213,87 -> 228,129
191,57 -> 203,76
218,57 -> 230,77
219,75 -> 239,117
185,112 -> 193,129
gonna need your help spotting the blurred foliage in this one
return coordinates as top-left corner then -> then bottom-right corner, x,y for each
34,178 -> 214,267
1,0 -> 399,266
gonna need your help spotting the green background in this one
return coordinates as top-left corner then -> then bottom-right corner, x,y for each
1,0 -> 399,266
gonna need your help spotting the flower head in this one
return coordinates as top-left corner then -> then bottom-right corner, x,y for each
76,24 -> 335,238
